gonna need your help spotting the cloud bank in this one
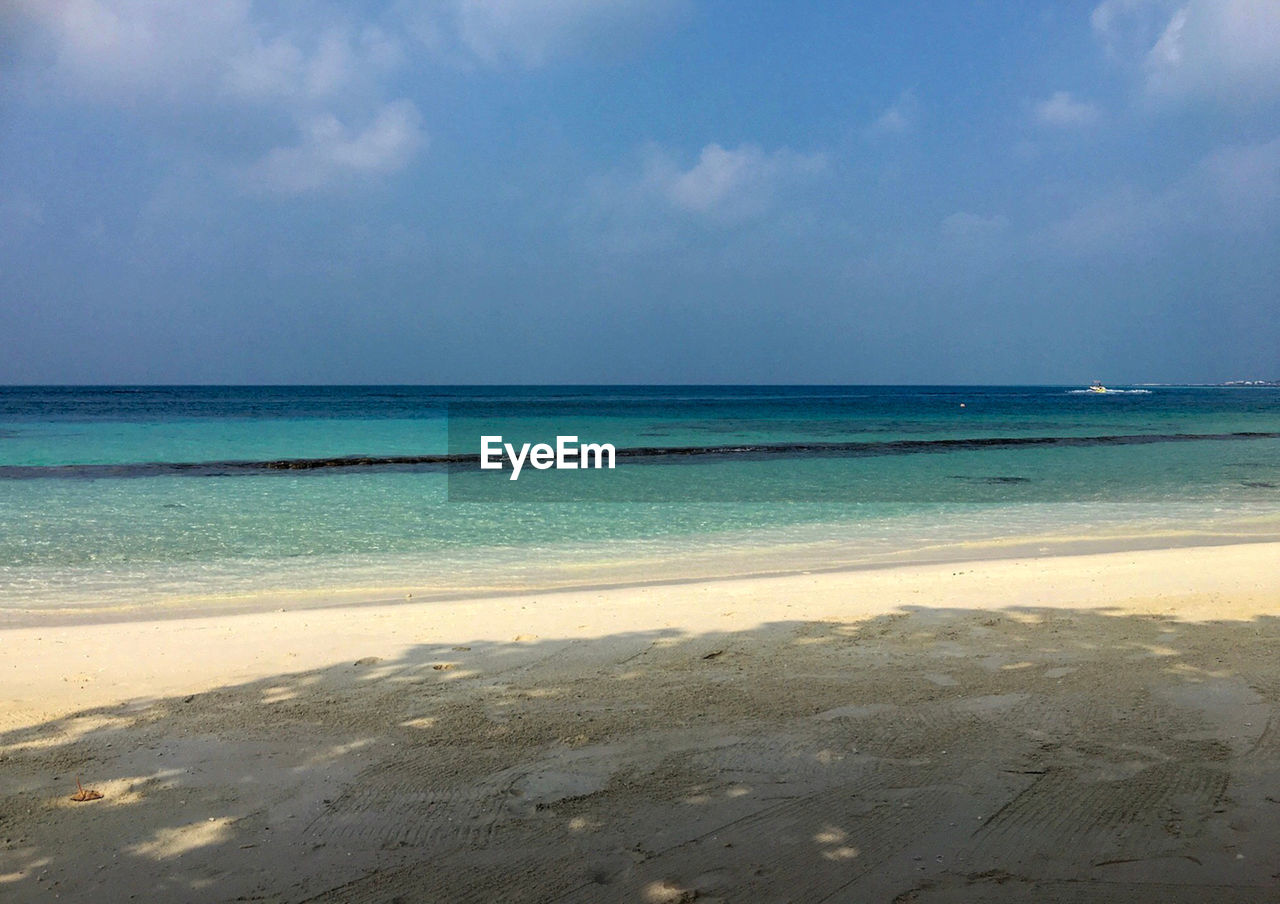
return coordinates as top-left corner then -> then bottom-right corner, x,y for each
1092,0 -> 1280,103
8,0 -> 422,192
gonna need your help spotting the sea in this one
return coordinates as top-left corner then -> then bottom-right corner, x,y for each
1,385 -> 1278,620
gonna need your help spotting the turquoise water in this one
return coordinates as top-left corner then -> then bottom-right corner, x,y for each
1,386 -> 1278,615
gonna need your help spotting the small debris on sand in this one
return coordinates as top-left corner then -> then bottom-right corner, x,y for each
643,879 -> 697,903
353,657 -> 381,667
70,776 -> 103,802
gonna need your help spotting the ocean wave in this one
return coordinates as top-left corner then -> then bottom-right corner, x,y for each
1065,389 -> 1153,395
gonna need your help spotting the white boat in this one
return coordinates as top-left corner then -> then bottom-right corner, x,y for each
1087,381 -> 1108,393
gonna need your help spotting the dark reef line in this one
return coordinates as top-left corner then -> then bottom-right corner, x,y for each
1,431 -> 1277,479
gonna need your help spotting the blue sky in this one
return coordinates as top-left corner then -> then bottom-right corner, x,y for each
1,0 -> 1277,384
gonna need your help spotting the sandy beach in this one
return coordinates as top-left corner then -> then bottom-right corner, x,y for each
3,542 -> 1280,902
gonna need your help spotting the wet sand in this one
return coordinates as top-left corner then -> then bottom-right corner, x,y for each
2,543 -> 1279,902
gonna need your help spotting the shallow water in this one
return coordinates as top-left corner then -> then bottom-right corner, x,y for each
1,385 -> 1277,613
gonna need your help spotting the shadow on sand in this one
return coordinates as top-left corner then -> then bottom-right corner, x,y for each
3,602 -> 1280,903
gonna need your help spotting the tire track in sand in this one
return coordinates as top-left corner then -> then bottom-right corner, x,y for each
966,761 -> 1228,869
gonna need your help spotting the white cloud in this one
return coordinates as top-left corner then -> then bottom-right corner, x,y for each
245,100 -> 426,195
1090,0 -> 1179,57
12,1 -> 404,106
867,90 -> 917,136
224,35 -> 309,103
1092,0 -> 1280,102
7,1 -> 420,192
398,0 -> 687,68
579,141 -> 829,251
643,143 -> 828,221
1146,1 -> 1280,100
11,0 -> 255,102
1034,91 -> 1100,127
221,25 -> 403,105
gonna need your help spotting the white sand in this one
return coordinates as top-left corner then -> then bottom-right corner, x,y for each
2,542 -> 1279,902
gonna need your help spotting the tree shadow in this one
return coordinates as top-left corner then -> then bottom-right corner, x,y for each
3,603 -> 1280,903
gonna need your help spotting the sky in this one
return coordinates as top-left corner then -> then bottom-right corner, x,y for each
1,0 -> 1278,385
